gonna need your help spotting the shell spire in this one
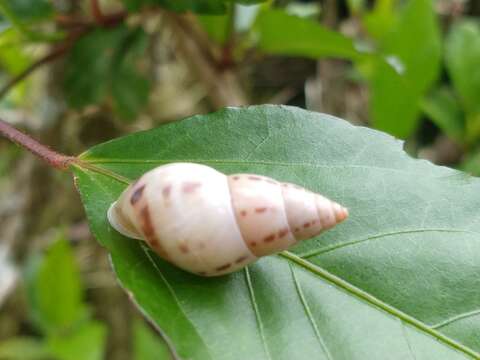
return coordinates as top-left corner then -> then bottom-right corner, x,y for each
108,163 -> 348,276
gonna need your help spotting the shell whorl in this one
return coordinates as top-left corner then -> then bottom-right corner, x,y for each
108,163 -> 348,276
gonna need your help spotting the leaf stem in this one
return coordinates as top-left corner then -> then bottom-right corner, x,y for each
0,118 -> 75,170
73,161 -> 132,185
280,251 -> 480,359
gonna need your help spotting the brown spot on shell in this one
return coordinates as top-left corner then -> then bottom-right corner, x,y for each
216,263 -> 231,271
235,255 -> 249,264
232,176 -> 240,180
264,234 -> 276,243
303,222 -> 311,228
250,241 -> 257,247
240,210 -> 247,217
294,227 -> 300,233
140,206 -> 155,238
255,207 -> 267,213
198,271 -> 207,276
162,185 -> 172,199
278,228 -> 289,238
248,176 -> 262,181
130,185 -> 145,205
140,206 -> 168,259
179,243 -> 189,254
182,182 -> 202,193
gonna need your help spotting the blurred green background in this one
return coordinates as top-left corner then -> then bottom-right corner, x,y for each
0,0 -> 480,359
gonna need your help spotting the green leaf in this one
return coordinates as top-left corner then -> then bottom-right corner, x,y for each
0,0 -> 52,22
362,0 -> 398,41
362,55 -> 419,138
47,322 -> 107,360
367,0 -> 441,138
27,236 -> 87,334
460,150 -> 480,177
110,28 -> 151,121
197,15 -> 229,44
64,26 -> 150,121
421,87 -> 465,143
133,320 -> 172,360
74,105 -> 480,359
0,337 -> 51,360
254,9 -> 363,60
445,20 -> 480,119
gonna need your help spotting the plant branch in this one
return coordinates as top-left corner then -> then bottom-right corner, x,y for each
0,10 -> 127,101
0,45 -> 69,100
90,0 -> 127,27
167,11 -> 248,108
218,3 -> 236,71
91,0 -> 106,25
0,118 -> 75,170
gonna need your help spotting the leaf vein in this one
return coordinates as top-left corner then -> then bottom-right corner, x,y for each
289,263 -> 333,360
244,267 -> 272,360
300,228 -> 480,258
142,248 -> 213,359
432,309 -> 480,330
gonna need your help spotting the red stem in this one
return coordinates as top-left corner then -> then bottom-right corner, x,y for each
91,0 -> 106,25
0,118 -> 75,170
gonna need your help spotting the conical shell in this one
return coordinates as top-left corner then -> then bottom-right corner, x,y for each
108,163 -> 348,276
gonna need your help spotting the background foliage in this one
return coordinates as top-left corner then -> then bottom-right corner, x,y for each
1,0 -> 480,359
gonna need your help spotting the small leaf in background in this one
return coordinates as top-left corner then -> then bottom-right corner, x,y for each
198,15 -> 229,44
0,27 -> 32,106
47,321 -> 107,360
421,87 -> 465,143
460,150 -> 480,177
0,337 -> 51,360
64,26 -> 150,121
110,28 -> 151,121
254,9 -> 362,60
134,320 -> 172,360
362,0 -> 398,41
366,0 -> 441,138
0,0 -> 52,22
347,0 -> 366,15
445,20 -> 480,123
26,236 -> 87,335
362,55 -> 419,138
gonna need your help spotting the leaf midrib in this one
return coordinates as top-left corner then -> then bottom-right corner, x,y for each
79,157 -> 443,178
74,161 -> 480,359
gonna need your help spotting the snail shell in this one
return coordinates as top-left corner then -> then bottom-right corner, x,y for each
108,163 -> 348,276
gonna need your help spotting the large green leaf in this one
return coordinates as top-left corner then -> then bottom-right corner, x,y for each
74,105 -> 480,359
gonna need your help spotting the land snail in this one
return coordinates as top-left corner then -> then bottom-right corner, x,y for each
107,163 -> 348,276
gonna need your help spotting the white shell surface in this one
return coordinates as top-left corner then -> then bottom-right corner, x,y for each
118,163 -> 256,276
281,184 -> 324,241
227,174 -> 296,257
108,162 -> 348,276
